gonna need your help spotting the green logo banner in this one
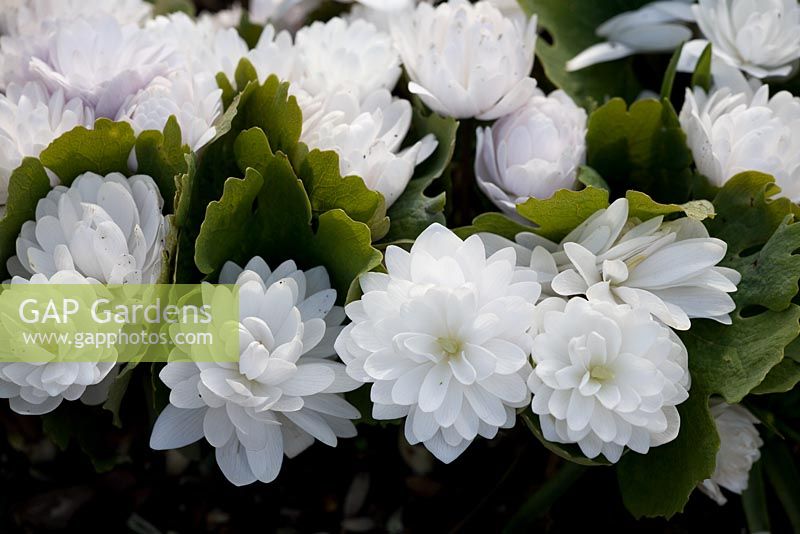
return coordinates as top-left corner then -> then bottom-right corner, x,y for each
0,284 -> 241,363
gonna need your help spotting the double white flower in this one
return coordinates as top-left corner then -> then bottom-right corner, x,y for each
0,271 -> 116,416
335,224 -> 540,462
680,83 -> 800,201
699,399 -> 763,505
529,297 -> 690,462
0,81 -> 94,205
569,0 -> 800,83
483,198 -> 739,330
11,171 -> 166,284
475,89 -> 587,215
300,87 -> 437,207
248,17 -> 436,208
13,15 -> 177,119
150,258 -> 361,486
391,0 -> 538,120
567,1 -> 695,72
551,200 -> 739,330
692,0 -> 800,79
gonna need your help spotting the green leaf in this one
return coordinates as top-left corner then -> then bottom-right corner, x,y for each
151,0 -> 195,16
660,43 -> 684,100
134,116 -> 189,214
238,13 -> 265,49
216,63 -> 390,237
521,411 -> 610,467
384,103 -> 458,242
681,306 -> 800,403
454,212 -> 534,240
194,153 -> 382,299
691,43 -> 713,92
518,0 -> 650,108
234,127 -> 273,176
705,173 -> 800,311
576,165 -> 610,191
616,389 -> 719,518
516,187 -> 610,241
292,146 -> 389,239
39,119 -> 136,185
679,172 -> 800,402
586,98 -> 694,203
102,363 -> 137,428
236,69 -> 301,156
0,158 -> 51,279
750,358 -> 800,395
625,190 -> 715,222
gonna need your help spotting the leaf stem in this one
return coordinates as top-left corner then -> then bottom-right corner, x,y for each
503,460 -> 588,533
742,459 -> 771,534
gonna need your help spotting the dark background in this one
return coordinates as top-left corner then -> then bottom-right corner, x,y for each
1,1 -> 798,532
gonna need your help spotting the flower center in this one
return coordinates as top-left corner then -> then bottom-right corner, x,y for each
625,254 -> 647,271
437,337 -> 463,358
589,365 -> 614,382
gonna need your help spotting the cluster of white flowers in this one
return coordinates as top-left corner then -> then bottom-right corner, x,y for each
0,170 -> 167,415
242,12 -> 441,208
151,257 -> 361,486
337,198 -> 737,463
563,1 -> 800,203
0,1 -> 244,193
0,0 -> 770,498
568,0 -> 800,83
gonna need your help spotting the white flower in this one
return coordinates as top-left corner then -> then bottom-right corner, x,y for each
293,17 -> 401,98
0,270 -> 116,416
246,25 -> 302,85
340,0 -> 415,9
529,297 -> 691,463
692,0 -> 800,79
679,83 -> 800,200
145,13 -> 248,83
117,70 -> 223,151
197,5 -> 244,31
550,198 -> 739,330
391,0 -> 538,120
1,0 -> 152,37
300,87 -> 437,207
150,257 -> 361,486
347,0 -> 420,32
484,0 -> 529,25
7,15 -> 177,118
699,400 -> 763,505
566,1 -> 695,72
335,224 -> 541,463
248,0 -> 314,26
475,89 -> 587,215
0,81 -> 95,205
481,198 -> 739,329
10,172 -> 166,284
